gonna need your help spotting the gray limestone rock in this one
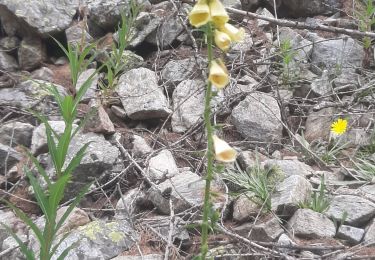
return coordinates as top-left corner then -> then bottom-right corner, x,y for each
0,0 -> 79,36
0,143 -> 22,174
0,52 -> 18,71
0,122 -> 34,148
76,68 -> 98,103
117,68 -> 171,120
18,37 -> 46,71
364,219 -> 375,244
337,225 -> 365,245
263,159 -> 315,178
325,195 -> 375,226
161,58 -> 199,89
172,79 -> 205,133
84,100 -> 115,134
234,217 -> 284,242
271,175 -> 312,217
287,209 -> 336,239
148,171 -> 209,214
231,92 -> 283,145
304,107 -> 339,142
31,67 -> 54,82
147,150 -> 178,183
232,194 -> 261,223
131,135 -> 153,157
128,12 -> 162,48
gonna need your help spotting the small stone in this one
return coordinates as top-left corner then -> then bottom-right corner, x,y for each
147,150 -> 178,182
31,67 -> 54,82
325,195 -> 375,227
172,79 -> 205,133
0,144 -> 22,174
234,216 -> 284,242
271,175 -> 312,217
337,225 -> 365,245
18,37 -> 46,71
111,105 -> 127,119
84,100 -> 115,134
0,121 -> 34,148
0,52 -> 18,71
65,21 -> 93,45
237,150 -> 268,170
232,194 -> 260,222
256,8 -> 274,29
131,135 -> 153,157
263,159 -> 315,178
76,68 -> 98,102
117,68 -> 171,120
231,92 -> 283,146
363,218 -> 375,244
287,209 -> 336,239
161,58 -> 198,89
148,171 -> 216,214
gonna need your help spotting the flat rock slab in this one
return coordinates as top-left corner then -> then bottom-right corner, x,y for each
263,159 -> 315,178
288,209 -> 336,239
325,195 -> 375,227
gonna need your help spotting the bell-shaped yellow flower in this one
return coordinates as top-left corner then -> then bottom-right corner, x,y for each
208,59 -> 229,89
214,29 -> 231,51
188,0 -> 211,28
209,0 -> 229,27
212,135 -> 237,163
220,23 -> 245,42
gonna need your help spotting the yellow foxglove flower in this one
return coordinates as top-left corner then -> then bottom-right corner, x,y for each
209,0 -> 229,27
214,29 -> 231,51
212,135 -> 237,163
188,0 -> 211,28
209,59 -> 229,89
331,118 -> 348,136
220,23 -> 245,42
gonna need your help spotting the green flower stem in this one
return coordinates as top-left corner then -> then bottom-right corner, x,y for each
200,22 -> 214,260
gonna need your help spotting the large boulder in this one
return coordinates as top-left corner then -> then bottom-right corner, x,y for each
277,0 -> 340,17
117,68 -> 171,120
0,52 -> 18,71
0,0 -> 79,36
18,37 -> 46,71
231,92 -> 283,145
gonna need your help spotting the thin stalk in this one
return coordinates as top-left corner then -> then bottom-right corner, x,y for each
200,22 -> 214,259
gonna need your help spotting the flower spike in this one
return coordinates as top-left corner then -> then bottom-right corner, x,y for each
220,23 -> 245,42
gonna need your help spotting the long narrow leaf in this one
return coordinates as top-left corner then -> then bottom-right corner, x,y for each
26,171 -> 50,223
50,230 -> 72,257
56,124 -> 73,172
63,143 -> 91,176
55,182 -> 92,232
0,223 -> 35,260
48,174 -> 71,219
24,150 -> 51,186
2,200 -> 45,246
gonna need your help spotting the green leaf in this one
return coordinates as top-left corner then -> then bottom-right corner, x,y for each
55,182 -> 92,232
26,171 -> 50,223
2,200 -> 45,246
48,174 -> 71,219
63,142 -> 91,176
24,150 -> 51,186
56,124 -> 73,172
61,96 -> 74,123
0,223 -> 35,260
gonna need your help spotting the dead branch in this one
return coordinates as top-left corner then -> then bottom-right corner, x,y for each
226,7 -> 375,39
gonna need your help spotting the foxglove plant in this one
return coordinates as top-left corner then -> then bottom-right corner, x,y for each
188,1 -> 243,258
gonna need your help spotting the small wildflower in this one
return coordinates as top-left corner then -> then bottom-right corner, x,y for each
188,0 -> 211,28
208,0 -> 229,27
214,29 -> 231,51
331,118 -> 348,136
219,23 -> 245,42
208,59 -> 229,89
212,135 -> 237,162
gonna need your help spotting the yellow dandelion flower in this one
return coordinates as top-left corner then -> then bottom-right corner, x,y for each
188,0 -> 211,28
212,135 -> 237,163
214,29 -> 231,51
208,59 -> 229,89
208,0 -> 229,27
331,118 -> 348,136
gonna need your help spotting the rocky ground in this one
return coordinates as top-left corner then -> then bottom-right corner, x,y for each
0,0 -> 375,259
